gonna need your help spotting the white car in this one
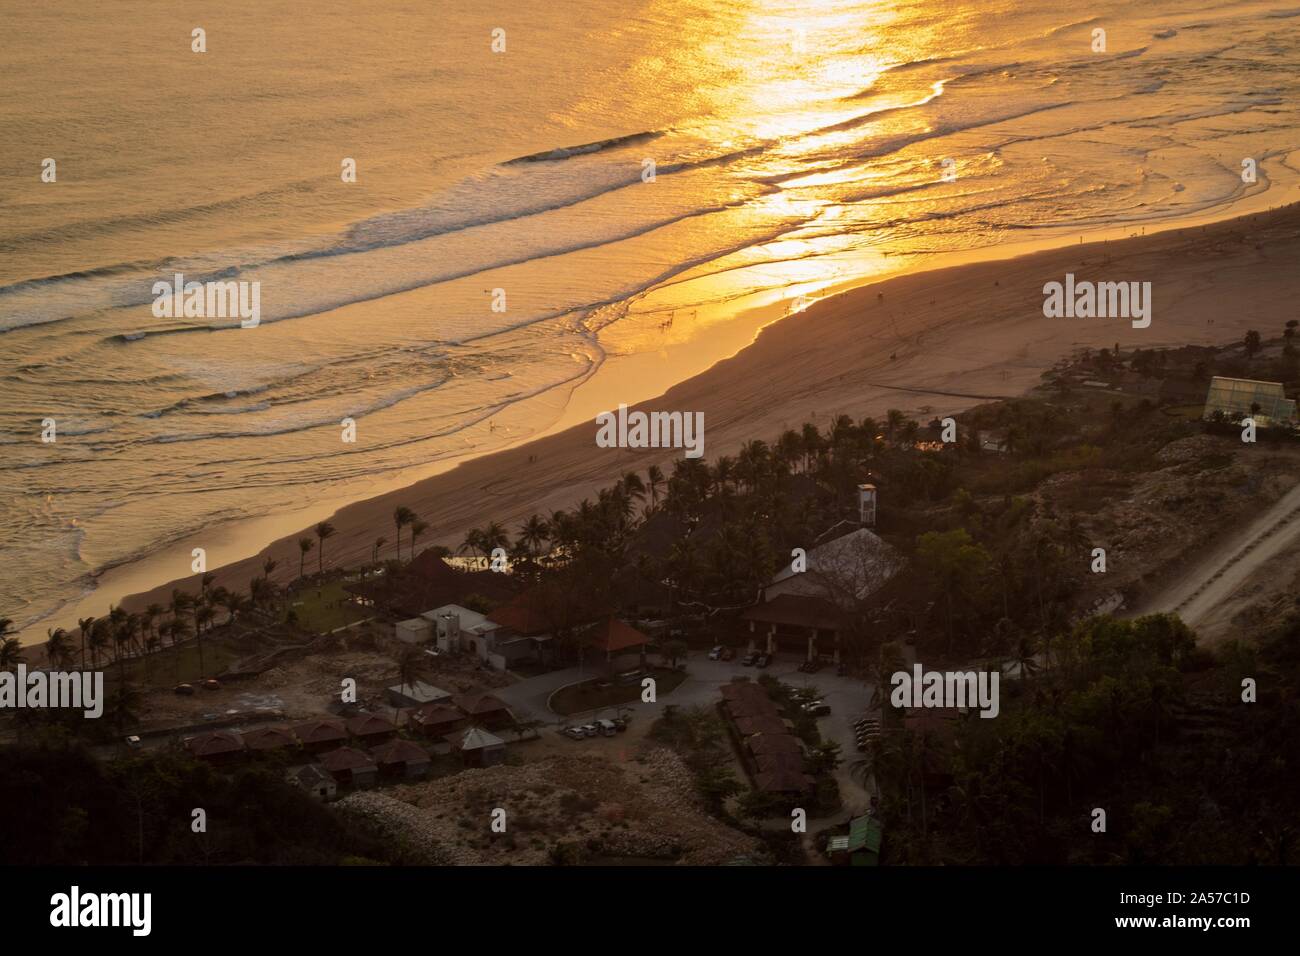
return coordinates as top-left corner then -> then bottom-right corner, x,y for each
580,723 -> 599,737
562,727 -> 586,741
708,645 -> 724,661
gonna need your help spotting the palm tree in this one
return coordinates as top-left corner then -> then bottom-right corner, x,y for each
885,408 -> 906,443
459,527 -> 484,567
0,619 -> 24,671
393,506 -> 415,562
298,537 -> 315,581
372,536 -> 387,566
45,627 -> 73,670
315,521 -> 336,575
518,514 -> 551,557
409,519 -> 429,561
77,617 -> 95,671
144,604 -> 163,648
646,465 -> 664,514
621,471 -> 646,506
89,618 -> 111,670
394,647 -> 422,730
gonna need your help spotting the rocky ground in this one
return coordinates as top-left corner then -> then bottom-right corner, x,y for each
1038,432 -> 1300,629
336,744 -> 765,865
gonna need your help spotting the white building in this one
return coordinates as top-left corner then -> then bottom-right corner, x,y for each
421,604 -> 500,655
393,617 -> 433,644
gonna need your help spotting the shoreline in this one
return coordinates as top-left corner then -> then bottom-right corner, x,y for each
20,197 -> 1300,642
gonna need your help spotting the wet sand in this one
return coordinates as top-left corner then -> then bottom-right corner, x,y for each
87,202 -> 1300,619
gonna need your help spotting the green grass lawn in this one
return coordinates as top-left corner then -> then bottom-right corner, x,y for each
283,580 -> 368,634
550,667 -> 687,716
102,636 -> 243,690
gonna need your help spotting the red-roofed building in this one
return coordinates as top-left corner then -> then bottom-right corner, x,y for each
346,713 -> 397,745
292,719 -> 348,754
585,616 -> 651,673
185,730 -> 245,765
241,726 -> 298,754
410,702 -> 465,738
370,739 -> 432,780
318,747 -> 378,788
451,690 -> 513,730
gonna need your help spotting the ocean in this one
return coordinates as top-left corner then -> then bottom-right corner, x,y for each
2,0 -> 1298,637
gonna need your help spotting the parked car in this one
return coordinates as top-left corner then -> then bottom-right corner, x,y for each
173,683 -> 195,696
720,647 -> 735,661
708,645 -> 723,661
596,719 -> 618,737
201,678 -> 221,691
741,653 -> 757,666
124,735 -> 142,750
802,701 -> 831,716
611,716 -> 629,732
756,653 -> 771,668
580,723 -> 599,737
562,727 -> 586,741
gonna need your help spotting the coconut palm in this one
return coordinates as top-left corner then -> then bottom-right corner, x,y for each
77,617 -> 95,671
298,537 -> 314,581
394,647 -> 423,731
45,627 -> 73,670
646,465 -> 664,514
315,521 -> 336,575
517,514 -> 551,557
0,620 -> 24,671
459,527 -> 485,567
409,519 -> 429,561
89,618 -> 111,670
144,604 -> 163,648
372,536 -> 387,565
393,506 -> 415,562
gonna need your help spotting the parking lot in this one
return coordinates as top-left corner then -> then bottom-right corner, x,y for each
494,649 -> 878,815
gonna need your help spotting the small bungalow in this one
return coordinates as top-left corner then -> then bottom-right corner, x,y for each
184,730 -> 244,766
318,747 -> 379,788
241,726 -> 298,755
292,719 -> 348,754
448,726 -> 506,767
827,814 -> 883,866
287,764 -> 337,802
450,690 -> 513,730
370,738 -> 432,780
386,680 -> 452,709
346,713 -> 397,746
410,702 -> 466,738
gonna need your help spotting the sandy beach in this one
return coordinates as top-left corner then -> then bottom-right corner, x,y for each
75,202 -> 1294,617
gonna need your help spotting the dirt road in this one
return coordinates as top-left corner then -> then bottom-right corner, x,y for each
1136,481 -> 1300,637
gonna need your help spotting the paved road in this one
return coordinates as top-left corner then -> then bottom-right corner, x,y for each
495,653 -> 878,814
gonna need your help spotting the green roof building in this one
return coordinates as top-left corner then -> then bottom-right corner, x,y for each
1203,376 -> 1297,427
827,814 -> 883,866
